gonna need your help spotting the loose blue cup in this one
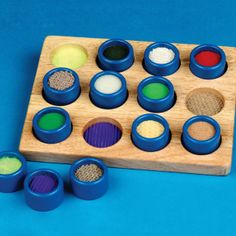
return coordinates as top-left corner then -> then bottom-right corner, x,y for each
182,116 -> 221,155
0,151 -> 27,193
90,71 -> 128,109
33,107 -> 72,144
189,44 -> 226,79
137,76 -> 175,112
43,67 -> 80,105
131,114 -> 171,152
70,157 -> 108,200
143,42 -> 180,76
24,169 -> 64,211
97,39 -> 134,72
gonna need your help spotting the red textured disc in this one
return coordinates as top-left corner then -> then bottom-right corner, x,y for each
195,50 -> 221,67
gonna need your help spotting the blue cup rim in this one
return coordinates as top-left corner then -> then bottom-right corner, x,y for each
33,107 -> 71,135
90,70 -> 127,98
190,44 -> 226,70
183,115 -> 221,144
98,39 -> 134,65
144,42 -> 180,67
132,113 -> 170,142
138,76 -> 174,103
43,67 -> 80,94
0,151 -> 27,177
24,168 -> 63,197
70,157 -> 108,186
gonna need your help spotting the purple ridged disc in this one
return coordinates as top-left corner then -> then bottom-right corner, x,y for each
84,122 -> 122,148
30,174 -> 58,193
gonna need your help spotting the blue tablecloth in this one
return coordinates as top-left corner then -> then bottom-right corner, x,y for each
0,0 -> 235,235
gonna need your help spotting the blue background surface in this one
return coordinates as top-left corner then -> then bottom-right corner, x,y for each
0,0 -> 236,235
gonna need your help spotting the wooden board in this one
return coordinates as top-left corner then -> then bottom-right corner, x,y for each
19,36 -> 236,175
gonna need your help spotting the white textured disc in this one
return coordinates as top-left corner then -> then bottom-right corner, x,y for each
94,74 -> 122,94
149,47 -> 175,64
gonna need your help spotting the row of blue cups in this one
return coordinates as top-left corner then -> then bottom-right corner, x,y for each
97,39 -> 226,79
0,153 -> 108,212
132,114 -> 221,154
44,68 -> 176,112
32,104 -> 221,155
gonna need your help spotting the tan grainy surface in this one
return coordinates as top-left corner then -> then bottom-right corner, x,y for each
188,121 -> 215,141
19,36 -> 236,175
48,70 -> 75,90
137,120 -> 164,138
186,88 -> 224,116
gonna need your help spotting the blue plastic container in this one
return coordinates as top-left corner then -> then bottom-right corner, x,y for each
137,76 -> 175,112
70,158 -> 108,200
143,42 -> 180,76
131,114 -> 171,152
90,71 -> 128,109
97,39 -> 134,72
33,107 -> 72,144
43,67 -> 80,105
182,116 -> 221,155
189,44 -> 226,79
24,169 -> 64,211
0,151 -> 27,193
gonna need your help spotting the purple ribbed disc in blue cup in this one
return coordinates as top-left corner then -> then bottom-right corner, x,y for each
30,174 -> 58,194
84,122 -> 122,148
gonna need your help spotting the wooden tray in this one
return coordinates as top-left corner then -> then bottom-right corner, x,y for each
19,36 -> 236,175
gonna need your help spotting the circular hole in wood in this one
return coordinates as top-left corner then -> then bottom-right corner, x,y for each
51,44 -> 88,69
186,88 -> 224,116
83,117 -> 122,148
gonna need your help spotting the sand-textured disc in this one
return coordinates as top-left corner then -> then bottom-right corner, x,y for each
186,88 -> 224,116
137,120 -> 165,138
48,71 -> 75,90
75,164 -> 103,182
188,121 -> 216,141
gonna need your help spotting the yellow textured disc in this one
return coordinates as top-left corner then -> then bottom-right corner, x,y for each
0,156 -> 22,175
137,120 -> 164,138
51,44 -> 88,69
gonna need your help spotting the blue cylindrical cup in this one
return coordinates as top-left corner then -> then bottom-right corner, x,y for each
43,67 -> 80,105
143,42 -> 180,76
131,114 -> 171,152
90,71 -> 128,109
33,107 -> 72,144
24,169 -> 64,211
182,116 -> 221,155
70,158 -> 108,200
137,76 -> 175,112
0,151 -> 27,193
189,44 -> 226,79
97,39 -> 134,72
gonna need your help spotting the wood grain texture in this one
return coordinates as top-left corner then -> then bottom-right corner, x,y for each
19,36 -> 236,175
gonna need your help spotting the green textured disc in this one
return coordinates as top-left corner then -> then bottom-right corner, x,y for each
103,45 -> 129,60
142,83 -> 169,100
0,156 -> 22,174
38,112 -> 65,131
